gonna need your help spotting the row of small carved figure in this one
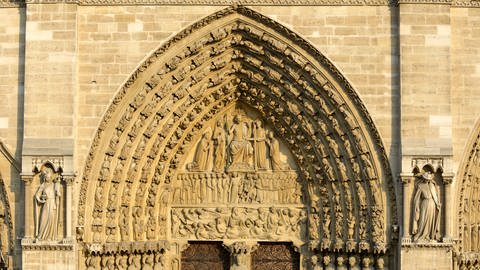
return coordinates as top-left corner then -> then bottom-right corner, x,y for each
462,222 -> 480,252
173,173 -> 301,204
85,252 -> 166,270
171,207 -> 306,240
310,254 -> 387,270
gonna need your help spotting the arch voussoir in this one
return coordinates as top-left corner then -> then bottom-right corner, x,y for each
78,6 -> 397,270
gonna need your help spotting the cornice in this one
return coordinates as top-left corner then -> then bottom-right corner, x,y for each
2,0 -> 479,7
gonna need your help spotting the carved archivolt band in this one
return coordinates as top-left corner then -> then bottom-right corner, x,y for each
77,5 -> 396,259
457,119 -> 480,269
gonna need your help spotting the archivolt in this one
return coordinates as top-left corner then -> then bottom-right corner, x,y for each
77,6 -> 397,255
457,118 -> 480,268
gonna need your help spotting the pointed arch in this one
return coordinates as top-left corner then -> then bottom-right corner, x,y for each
457,117 -> 480,268
77,5 -> 398,267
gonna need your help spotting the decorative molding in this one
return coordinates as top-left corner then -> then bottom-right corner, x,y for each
14,0 -> 395,6
453,0 -> 480,7
0,141 -> 20,172
397,0 -> 451,4
85,240 -> 169,255
21,238 -> 75,251
0,0 -> 24,7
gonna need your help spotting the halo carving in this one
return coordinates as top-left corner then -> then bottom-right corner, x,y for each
77,6 -> 397,269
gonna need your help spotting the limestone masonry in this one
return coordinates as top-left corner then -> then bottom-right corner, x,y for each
0,1 -> 479,269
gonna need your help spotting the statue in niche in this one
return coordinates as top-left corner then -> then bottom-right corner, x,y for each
362,257 -> 373,270
116,255 -> 128,270
311,255 -> 322,270
254,120 -> 268,170
348,256 -> 361,270
34,166 -> 61,241
212,120 -> 226,172
323,255 -> 335,270
154,253 -> 166,270
86,256 -> 100,270
187,130 -> 211,172
337,256 -> 347,270
412,171 -> 441,242
102,255 -> 115,270
268,131 -> 287,170
142,254 -> 154,270
228,115 -> 254,171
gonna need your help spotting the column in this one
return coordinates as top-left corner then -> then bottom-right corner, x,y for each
400,173 -> 413,243
64,175 -> 75,241
21,174 -> 34,241
443,173 -> 454,242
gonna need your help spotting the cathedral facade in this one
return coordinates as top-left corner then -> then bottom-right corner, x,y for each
0,0 -> 479,269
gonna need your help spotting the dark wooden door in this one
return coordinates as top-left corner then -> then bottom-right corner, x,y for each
181,242 -> 229,270
251,242 -> 299,270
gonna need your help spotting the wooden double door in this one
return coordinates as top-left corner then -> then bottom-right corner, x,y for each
181,242 -> 299,270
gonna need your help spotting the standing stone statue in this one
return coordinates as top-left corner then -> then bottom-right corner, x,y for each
34,167 -> 61,241
311,255 -> 322,270
254,120 -> 268,170
212,120 -> 226,172
188,130 -> 211,172
412,171 -> 441,242
228,115 -> 254,171
268,131 -> 285,171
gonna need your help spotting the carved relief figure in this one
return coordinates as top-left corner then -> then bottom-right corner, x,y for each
311,255 -> 322,270
254,120 -> 268,170
268,131 -> 286,170
228,115 -> 254,171
188,130 -> 211,171
212,120 -> 226,172
34,166 -> 61,241
412,171 -> 441,242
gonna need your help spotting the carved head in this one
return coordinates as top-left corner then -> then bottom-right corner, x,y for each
323,255 -> 331,265
311,255 -> 318,265
362,257 -> 371,267
233,115 -> 241,124
40,167 -> 54,183
348,256 -> 357,266
337,256 -> 345,266
422,171 -> 433,182
377,257 -> 385,268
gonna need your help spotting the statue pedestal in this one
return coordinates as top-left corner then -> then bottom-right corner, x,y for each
21,239 -> 75,270
401,242 -> 453,270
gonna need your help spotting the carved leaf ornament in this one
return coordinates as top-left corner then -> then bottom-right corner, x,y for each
78,5 -> 397,267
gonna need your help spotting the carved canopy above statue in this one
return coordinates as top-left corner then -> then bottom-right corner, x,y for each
77,5 -> 397,268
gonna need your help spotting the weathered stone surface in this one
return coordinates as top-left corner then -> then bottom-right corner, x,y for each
0,2 -> 477,270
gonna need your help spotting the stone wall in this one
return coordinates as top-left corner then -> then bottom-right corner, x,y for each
0,1 -> 479,269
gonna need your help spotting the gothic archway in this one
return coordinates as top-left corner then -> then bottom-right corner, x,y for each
77,6 -> 398,269
457,118 -> 480,269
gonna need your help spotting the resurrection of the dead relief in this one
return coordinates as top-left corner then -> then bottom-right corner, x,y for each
77,6 -> 396,270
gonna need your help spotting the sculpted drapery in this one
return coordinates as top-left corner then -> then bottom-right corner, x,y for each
34,167 -> 61,241
412,171 -> 441,242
